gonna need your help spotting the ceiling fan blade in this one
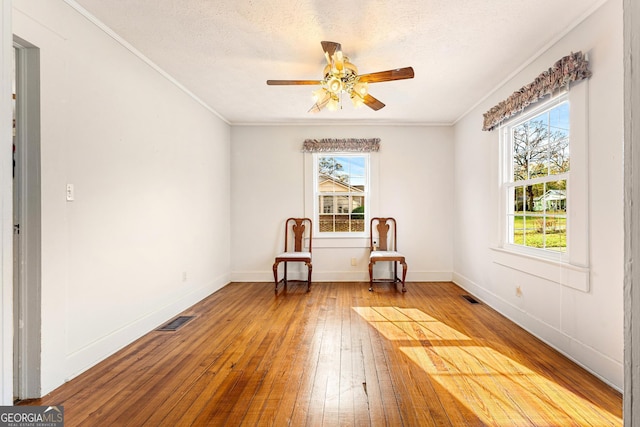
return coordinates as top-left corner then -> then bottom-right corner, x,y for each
267,79 -> 323,85
321,41 -> 345,74
363,94 -> 385,111
321,41 -> 341,59
358,67 -> 415,83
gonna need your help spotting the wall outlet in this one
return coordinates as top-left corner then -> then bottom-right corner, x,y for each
515,285 -> 522,297
351,257 -> 357,266
66,184 -> 74,201
182,271 -> 188,282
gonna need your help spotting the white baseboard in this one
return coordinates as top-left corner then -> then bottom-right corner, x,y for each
452,272 -> 623,391
54,274 -> 230,395
231,270 -> 453,283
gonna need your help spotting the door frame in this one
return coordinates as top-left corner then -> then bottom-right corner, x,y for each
12,36 -> 42,401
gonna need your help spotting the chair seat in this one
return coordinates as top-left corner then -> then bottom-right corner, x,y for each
275,251 -> 311,260
370,251 -> 404,259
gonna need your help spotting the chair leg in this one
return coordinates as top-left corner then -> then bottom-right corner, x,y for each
393,261 -> 398,290
400,261 -> 407,292
273,262 -> 279,293
283,262 -> 288,289
368,261 -> 374,291
307,261 -> 312,292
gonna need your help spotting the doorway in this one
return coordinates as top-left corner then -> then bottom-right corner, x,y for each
12,37 -> 41,401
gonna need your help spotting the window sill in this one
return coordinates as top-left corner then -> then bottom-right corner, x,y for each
490,247 -> 589,292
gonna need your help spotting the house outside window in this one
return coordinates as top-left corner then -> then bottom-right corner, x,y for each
314,154 -> 369,235
503,96 -> 570,255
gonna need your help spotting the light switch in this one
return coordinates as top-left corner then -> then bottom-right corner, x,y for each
66,184 -> 74,201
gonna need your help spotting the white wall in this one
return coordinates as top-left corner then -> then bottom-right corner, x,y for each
230,125 -> 454,283
10,0 -> 231,396
453,0 -> 623,389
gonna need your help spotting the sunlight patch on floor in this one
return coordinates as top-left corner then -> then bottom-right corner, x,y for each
352,306 -> 621,426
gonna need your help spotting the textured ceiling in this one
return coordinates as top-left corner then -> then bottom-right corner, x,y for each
70,0 -> 605,125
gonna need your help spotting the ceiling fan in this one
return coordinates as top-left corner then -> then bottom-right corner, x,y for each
267,41 -> 415,113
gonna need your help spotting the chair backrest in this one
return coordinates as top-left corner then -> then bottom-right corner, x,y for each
370,217 -> 398,251
284,218 -> 313,253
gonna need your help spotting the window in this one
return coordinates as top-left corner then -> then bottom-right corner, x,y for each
503,96 -> 570,255
314,154 -> 369,235
495,79 -> 588,291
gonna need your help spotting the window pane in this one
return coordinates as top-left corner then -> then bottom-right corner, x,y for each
511,214 -> 524,245
544,215 -> 566,252
528,145 -> 549,178
525,216 -> 552,248
512,186 -> 524,213
334,214 -> 350,232
318,157 -> 346,181
522,216 -> 537,247
319,196 -> 334,213
318,177 -> 336,192
351,196 -> 364,211
512,125 -> 529,182
533,113 -> 550,146
350,216 -> 365,232
524,183 -> 544,213
336,155 -> 365,182
336,195 -> 349,213
513,157 -> 527,182
319,214 -> 334,232
545,180 -> 567,213
549,137 -> 569,174
549,102 -> 570,140
351,197 -> 365,232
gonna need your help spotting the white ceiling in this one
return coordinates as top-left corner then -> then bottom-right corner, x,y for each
70,0 -> 605,125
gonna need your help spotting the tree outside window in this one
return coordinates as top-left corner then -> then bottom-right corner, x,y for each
507,100 -> 569,252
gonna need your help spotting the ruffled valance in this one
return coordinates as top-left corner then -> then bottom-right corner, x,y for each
302,138 -> 380,152
482,51 -> 592,131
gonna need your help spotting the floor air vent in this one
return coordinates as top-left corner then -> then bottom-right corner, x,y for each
462,295 -> 480,304
156,316 -> 195,331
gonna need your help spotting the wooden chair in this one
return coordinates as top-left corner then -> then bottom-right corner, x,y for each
369,217 -> 407,292
273,218 -> 312,293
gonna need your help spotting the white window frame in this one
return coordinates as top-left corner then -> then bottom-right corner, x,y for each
502,94 -> 570,261
494,81 -> 590,292
312,153 -> 370,239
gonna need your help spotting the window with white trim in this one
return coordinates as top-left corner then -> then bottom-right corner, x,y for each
504,96 -> 569,254
496,79 -> 589,291
314,154 -> 369,236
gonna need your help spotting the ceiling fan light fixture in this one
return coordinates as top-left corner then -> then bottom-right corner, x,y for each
326,76 -> 343,93
312,87 -> 328,102
353,81 -> 368,97
351,93 -> 364,108
327,96 -> 340,111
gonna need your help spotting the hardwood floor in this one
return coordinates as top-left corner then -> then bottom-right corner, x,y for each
21,281 -> 622,426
